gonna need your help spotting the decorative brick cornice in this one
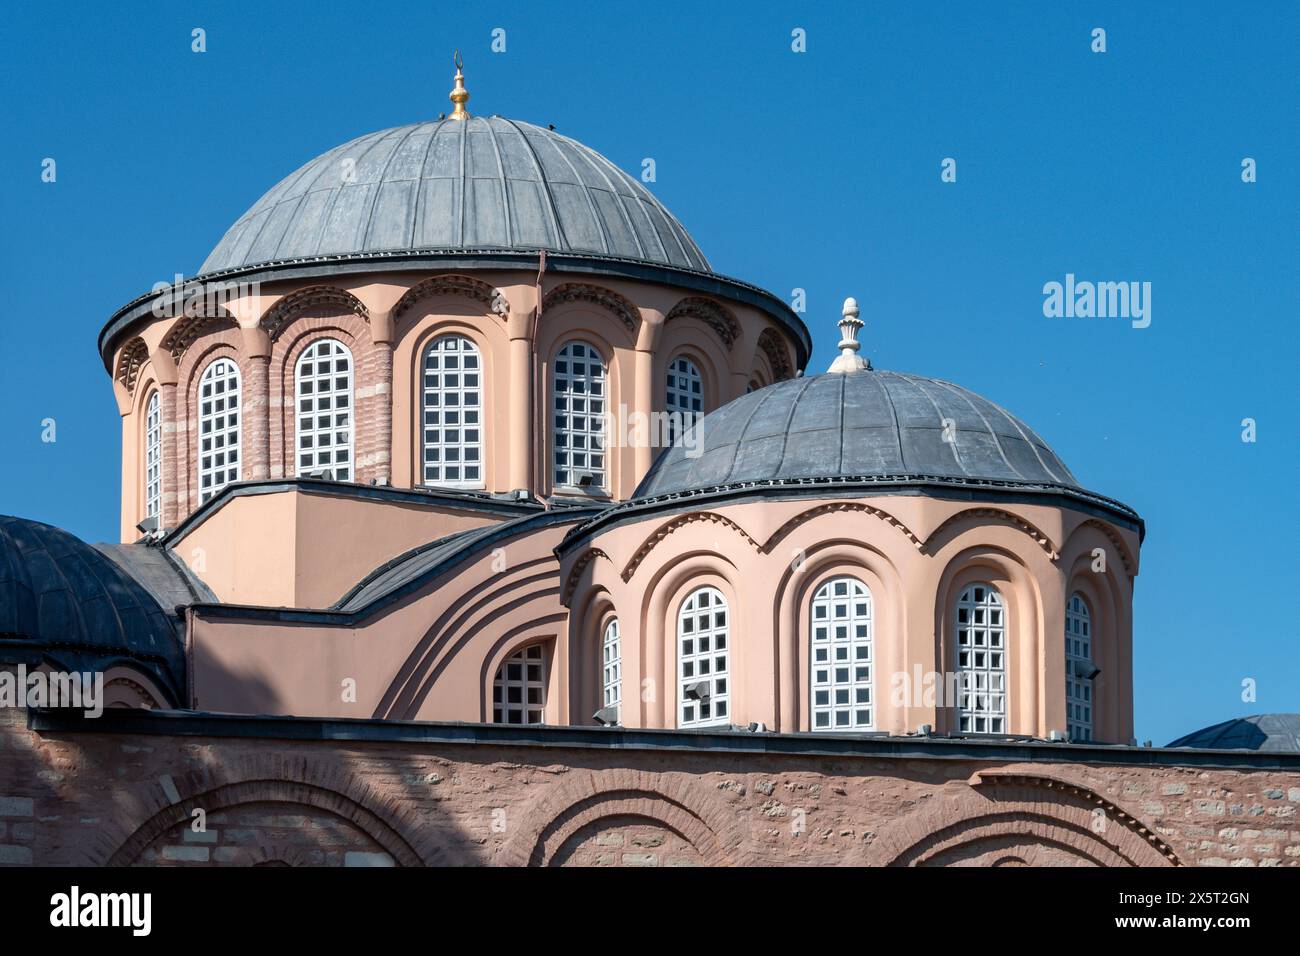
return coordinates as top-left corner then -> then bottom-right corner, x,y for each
1072,518 -> 1136,575
764,501 -> 923,553
864,769 -> 1180,867
542,282 -> 639,332
115,337 -> 150,392
757,327 -> 794,381
666,296 -> 740,349
260,286 -> 369,342
162,314 -> 239,365
563,548 -> 612,603
392,274 -> 509,323
970,770 -> 1181,864
924,507 -> 1058,561
621,512 -> 760,582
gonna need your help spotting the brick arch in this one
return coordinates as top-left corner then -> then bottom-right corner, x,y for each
665,296 -> 740,349
763,501 -> 923,553
563,547 -> 613,603
924,507 -> 1058,561
162,311 -> 240,366
393,274 -> 509,324
864,770 -> 1180,867
621,511 -> 761,582
542,282 -> 640,333
99,756 -> 430,867
115,337 -> 150,393
756,327 -> 794,382
1065,518 -> 1136,575
260,286 -> 369,342
499,770 -> 748,867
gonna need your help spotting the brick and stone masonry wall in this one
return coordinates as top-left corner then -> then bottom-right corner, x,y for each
2,705 -> 1298,867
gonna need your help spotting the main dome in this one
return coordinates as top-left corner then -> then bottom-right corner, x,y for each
637,370 -> 1082,498
200,117 -> 711,276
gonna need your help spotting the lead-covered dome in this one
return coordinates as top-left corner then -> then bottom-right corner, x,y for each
0,516 -> 188,705
637,370 -> 1081,498
1167,714 -> 1300,752
200,117 -> 710,276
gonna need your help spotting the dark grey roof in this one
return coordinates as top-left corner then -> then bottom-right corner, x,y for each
1167,714 -> 1300,752
94,542 -> 217,611
0,516 -> 186,705
637,370 -> 1080,498
200,117 -> 710,275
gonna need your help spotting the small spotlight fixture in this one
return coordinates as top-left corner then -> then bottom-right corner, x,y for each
683,681 -> 711,701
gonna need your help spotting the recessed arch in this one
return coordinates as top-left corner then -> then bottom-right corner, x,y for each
499,769 -> 746,867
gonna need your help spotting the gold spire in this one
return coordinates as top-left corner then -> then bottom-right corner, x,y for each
448,50 -> 471,120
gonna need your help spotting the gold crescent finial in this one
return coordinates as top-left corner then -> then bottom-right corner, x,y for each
449,50 -> 470,120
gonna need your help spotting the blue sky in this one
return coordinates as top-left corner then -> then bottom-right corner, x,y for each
1,1 -> 1295,745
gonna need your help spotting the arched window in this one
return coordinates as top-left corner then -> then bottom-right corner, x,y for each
678,586 -> 730,728
810,577 -> 874,731
601,618 -> 621,723
665,355 -> 703,443
422,335 -> 482,488
144,390 -> 162,520
493,643 -> 546,724
295,338 -> 353,481
197,358 -> 241,502
553,341 -> 607,490
955,583 -> 1006,734
1066,592 -> 1094,741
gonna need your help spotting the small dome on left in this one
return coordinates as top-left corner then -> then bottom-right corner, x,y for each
0,516 -> 188,705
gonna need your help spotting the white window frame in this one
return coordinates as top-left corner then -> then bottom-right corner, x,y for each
955,583 -> 1007,735
665,355 -> 704,444
422,335 -> 484,489
1066,592 -> 1094,742
602,618 -> 621,722
493,643 -> 547,725
810,576 -> 874,731
197,358 -> 241,503
552,341 -> 607,491
677,586 -> 731,728
294,338 -> 353,481
144,390 -> 162,520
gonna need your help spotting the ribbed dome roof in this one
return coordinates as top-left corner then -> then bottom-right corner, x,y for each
200,117 -> 710,275
0,516 -> 186,704
1167,715 -> 1300,752
637,370 -> 1080,498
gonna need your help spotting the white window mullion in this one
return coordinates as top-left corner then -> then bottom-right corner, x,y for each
295,338 -> 353,481
1066,593 -> 1094,742
810,577 -> 874,731
553,341 -> 607,490
602,619 -> 621,722
955,584 -> 1006,735
665,355 -> 703,444
144,391 -> 162,519
493,644 -> 546,725
422,335 -> 483,488
678,587 -> 730,728
198,358 -> 241,502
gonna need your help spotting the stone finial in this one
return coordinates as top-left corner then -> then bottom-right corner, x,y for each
448,50 -> 471,120
827,296 -> 871,374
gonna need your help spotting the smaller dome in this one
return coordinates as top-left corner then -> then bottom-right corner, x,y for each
637,370 -> 1080,499
1166,714 -> 1300,752
0,516 -> 186,704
